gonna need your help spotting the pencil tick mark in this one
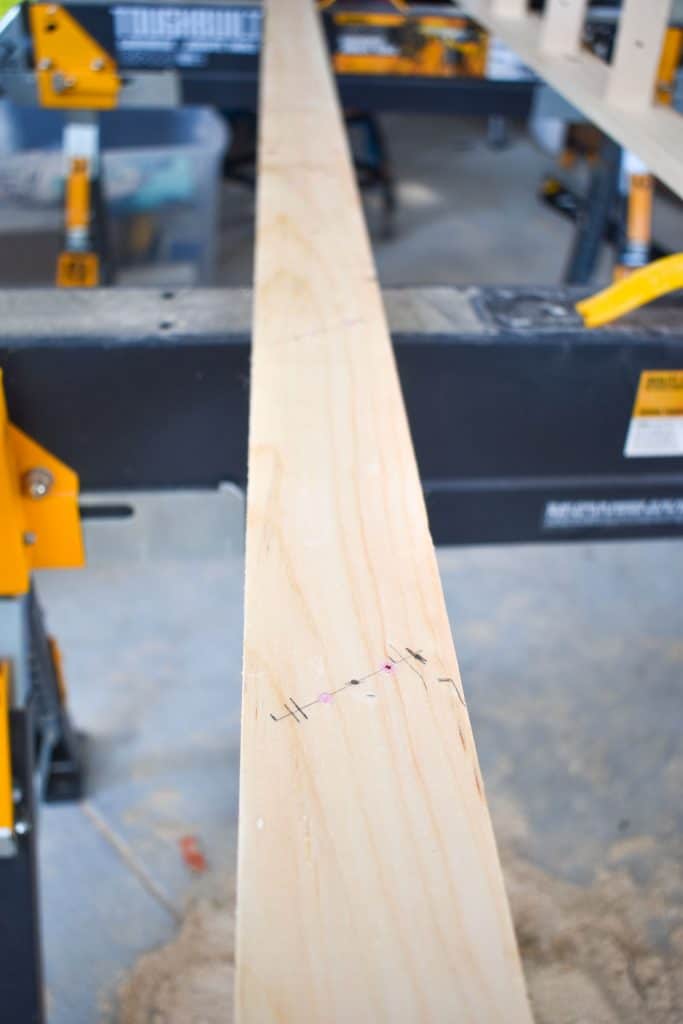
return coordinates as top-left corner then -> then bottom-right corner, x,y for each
406,647 -> 427,664
439,677 -> 466,707
392,643 -> 427,692
269,645 -> 463,724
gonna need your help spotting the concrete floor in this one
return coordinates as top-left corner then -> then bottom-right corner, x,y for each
25,115 -> 683,1022
219,115 -> 584,287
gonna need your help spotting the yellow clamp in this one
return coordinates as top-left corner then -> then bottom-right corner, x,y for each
576,253 -> 683,329
56,156 -> 100,287
30,4 -> 120,109
0,368 -> 85,596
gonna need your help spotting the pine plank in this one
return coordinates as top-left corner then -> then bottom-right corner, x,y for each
234,2 -> 533,1021
540,0 -> 589,55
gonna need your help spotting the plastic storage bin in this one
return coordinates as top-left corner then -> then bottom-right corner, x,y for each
0,102 -> 228,284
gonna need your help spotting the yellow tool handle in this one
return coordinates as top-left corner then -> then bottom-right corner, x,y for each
0,662 -> 13,838
577,253 -> 683,328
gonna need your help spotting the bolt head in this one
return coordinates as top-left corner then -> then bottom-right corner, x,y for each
91,57 -> 105,71
14,820 -> 30,836
22,467 -> 53,499
37,57 -> 52,70
51,71 -> 74,93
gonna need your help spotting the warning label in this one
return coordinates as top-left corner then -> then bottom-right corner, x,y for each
624,370 -> 683,458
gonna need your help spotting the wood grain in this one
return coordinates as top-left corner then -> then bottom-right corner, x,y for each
234,1 -> 532,1021
458,0 -> 683,200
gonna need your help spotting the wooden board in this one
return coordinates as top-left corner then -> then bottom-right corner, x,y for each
234,1 -> 533,1021
540,0 -> 588,56
607,0 -> 672,109
457,0 -> 683,199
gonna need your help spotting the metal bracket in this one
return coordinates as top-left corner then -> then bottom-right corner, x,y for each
30,2 -> 120,109
0,368 -> 84,596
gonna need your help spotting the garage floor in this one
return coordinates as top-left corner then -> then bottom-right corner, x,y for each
23,115 -> 683,1022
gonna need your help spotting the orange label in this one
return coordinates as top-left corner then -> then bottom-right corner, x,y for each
56,251 -> 100,288
632,371 -> 683,418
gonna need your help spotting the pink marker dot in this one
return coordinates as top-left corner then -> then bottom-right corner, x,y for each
383,663 -> 393,673
319,692 -> 333,704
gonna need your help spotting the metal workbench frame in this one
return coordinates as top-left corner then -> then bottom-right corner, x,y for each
1,285 -> 683,546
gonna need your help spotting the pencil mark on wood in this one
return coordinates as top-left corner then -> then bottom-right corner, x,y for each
269,644 -> 463,724
439,677 -> 466,707
284,316 -> 366,346
392,643 -> 427,692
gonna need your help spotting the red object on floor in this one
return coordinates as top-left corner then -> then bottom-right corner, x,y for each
179,834 -> 208,874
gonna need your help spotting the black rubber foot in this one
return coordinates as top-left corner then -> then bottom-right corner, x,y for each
44,731 -> 87,803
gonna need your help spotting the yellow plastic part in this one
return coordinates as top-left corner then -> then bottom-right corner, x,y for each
30,4 -> 120,109
47,636 -> 67,705
613,172 -> 654,282
577,253 -> 683,329
656,27 -> 683,106
0,369 -> 85,596
56,250 -> 100,287
0,662 -> 12,839
65,156 -> 90,232
332,12 -> 487,78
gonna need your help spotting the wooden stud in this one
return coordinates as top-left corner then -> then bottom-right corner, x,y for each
493,0 -> 528,16
607,0 -> 673,109
233,1 -> 533,1021
540,0 -> 589,56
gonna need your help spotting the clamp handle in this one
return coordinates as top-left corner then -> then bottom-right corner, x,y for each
577,253 -> 683,328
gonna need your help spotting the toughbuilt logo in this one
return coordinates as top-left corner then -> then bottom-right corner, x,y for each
112,5 -> 262,49
544,499 -> 683,529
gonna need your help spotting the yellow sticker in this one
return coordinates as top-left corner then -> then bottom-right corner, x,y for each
625,370 -> 683,458
56,251 -> 100,288
632,370 -> 683,417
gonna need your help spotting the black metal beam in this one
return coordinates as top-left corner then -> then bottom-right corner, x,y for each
0,706 -> 44,1024
1,286 -> 683,545
180,72 -> 534,116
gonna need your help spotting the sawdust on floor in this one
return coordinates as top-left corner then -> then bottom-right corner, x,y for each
118,835 -> 683,1024
118,900 -> 234,1024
